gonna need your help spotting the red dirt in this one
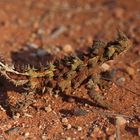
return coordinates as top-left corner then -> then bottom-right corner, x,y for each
0,0 -> 140,140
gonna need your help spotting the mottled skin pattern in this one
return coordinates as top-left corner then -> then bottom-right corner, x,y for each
0,32 -> 132,116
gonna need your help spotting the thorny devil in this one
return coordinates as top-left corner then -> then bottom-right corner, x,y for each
0,32 -> 132,117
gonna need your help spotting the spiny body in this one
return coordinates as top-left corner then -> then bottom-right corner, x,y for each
0,32 -> 132,115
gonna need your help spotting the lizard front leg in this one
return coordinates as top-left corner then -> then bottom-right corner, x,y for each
10,91 -> 35,116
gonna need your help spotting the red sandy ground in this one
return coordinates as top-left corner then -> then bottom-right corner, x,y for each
0,0 -> 140,140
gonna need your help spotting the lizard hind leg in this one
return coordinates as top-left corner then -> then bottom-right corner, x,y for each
98,70 -> 116,91
86,74 -> 112,109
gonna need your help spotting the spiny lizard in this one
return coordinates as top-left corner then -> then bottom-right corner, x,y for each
0,31 -> 132,116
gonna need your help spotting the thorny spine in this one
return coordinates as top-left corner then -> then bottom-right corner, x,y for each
0,31 -> 132,116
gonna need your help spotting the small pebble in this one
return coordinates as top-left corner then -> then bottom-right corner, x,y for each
50,26 -> 67,39
41,134 -> 47,140
93,127 -> 100,133
27,43 -> 39,49
137,68 -> 140,72
39,125 -> 42,129
0,135 -> 4,139
101,63 -> 110,71
37,28 -> 45,35
63,44 -> 73,53
0,105 -> 6,112
67,124 -> 72,130
84,103 -> 88,107
54,94 -> 59,98
66,137 -> 72,140
45,105 -> 52,113
74,131 -> 77,134
24,113 -> 33,118
117,77 -> 125,83
116,116 -> 127,126
77,126 -> 82,131
62,118 -> 68,123
13,113 -> 21,119
61,132 -> 64,135
24,132 -> 29,138
72,91 -> 76,95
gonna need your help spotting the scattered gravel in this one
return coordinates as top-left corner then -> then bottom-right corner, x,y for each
63,44 -> 74,53
26,43 -> 39,49
45,105 -> 52,113
24,132 -> 30,138
77,126 -> 82,131
61,118 -> 68,124
67,124 -> 72,130
116,116 -> 127,126
50,26 -> 67,39
117,77 -> 126,83
101,63 -> 110,71
13,113 -> 21,119
66,137 -> 72,140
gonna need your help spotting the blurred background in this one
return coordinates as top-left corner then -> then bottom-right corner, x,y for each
0,0 -> 139,60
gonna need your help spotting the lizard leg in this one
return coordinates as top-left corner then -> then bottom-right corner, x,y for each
10,91 -> 35,116
98,70 -> 115,91
86,74 -> 112,109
